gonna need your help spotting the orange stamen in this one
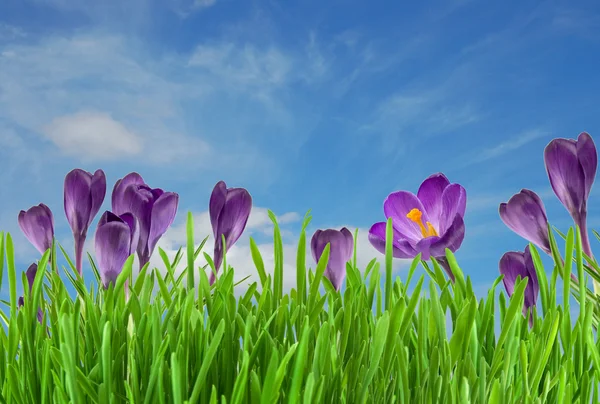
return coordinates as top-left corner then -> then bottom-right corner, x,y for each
406,208 -> 438,238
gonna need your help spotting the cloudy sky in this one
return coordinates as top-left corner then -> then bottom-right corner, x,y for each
1,0 -> 600,299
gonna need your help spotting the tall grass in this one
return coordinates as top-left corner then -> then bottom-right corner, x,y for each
0,212 -> 599,403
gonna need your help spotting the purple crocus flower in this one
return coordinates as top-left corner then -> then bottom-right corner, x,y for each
544,132 -> 597,257
368,173 -> 466,281
311,228 -> 354,291
111,172 -> 179,268
64,169 -> 106,275
18,203 -> 54,256
18,263 -> 44,323
209,181 -> 252,284
499,245 -> 539,327
95,211 -> 139,288
499,189 -> 551,255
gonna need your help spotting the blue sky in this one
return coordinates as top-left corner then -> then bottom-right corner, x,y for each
1,0 -> 600,300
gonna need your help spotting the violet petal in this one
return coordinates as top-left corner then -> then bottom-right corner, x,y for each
576,132 -> 597,200
383,191 -> 429,242
427,214 -> 466,258
89,170 -> 107,227
438,184 -> 467,235
112,172 -> 146,216
544,138 -> 585,216
147,192 -> 179,256
416,173 -> 450,231
209,181 -> 228,240
367,222 -> 418,258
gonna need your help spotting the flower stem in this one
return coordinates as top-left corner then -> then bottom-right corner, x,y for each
577,209 -> 600,295
74,235 -> 85,276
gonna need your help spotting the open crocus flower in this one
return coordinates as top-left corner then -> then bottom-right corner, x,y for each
111,173 -> 179,268
499,189 -> 551,255
64,169 -> 106,275
544,132 -> 597,257
18,263 -> 44,323
499,245 -> 539,326
95,211 -> 139,288
368,173 -> 466,280
311,228 -> 353,291
18,203 -> 54,256
209,181 -> 252,284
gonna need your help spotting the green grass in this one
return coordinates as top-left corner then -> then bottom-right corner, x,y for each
0,212 -> 599,403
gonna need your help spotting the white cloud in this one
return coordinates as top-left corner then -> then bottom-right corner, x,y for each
42,111 -> 143,161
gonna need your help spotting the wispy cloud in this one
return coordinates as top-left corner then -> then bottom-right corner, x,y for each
0,24 -> 26,41
192,0 -> 216,10
457,128 -> 549,168
551,6 -> 600,40
356,2 -> 588,158
361,92 -> 480,155
171,0 -> 217,18
187,41 -> 292,103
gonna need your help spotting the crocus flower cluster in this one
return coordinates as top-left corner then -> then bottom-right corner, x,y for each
16,131 -> 596,327
498,132 -> 598,323
18,166 -> 257,305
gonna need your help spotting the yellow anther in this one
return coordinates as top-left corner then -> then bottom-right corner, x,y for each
426,221 -> 438,237
406,208 -> 438,238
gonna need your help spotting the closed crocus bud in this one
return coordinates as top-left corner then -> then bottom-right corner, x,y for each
311,228 -> 354,291
544,132 -> 597,257
18,203 -> 54,255
95,211 -> 139,288
111,172 -> 178,268
499,245 -> 539,327
18,263 -> 44,323
499,189 -> 551,255
209,181 -> 252,284
64,169 -> 106,275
